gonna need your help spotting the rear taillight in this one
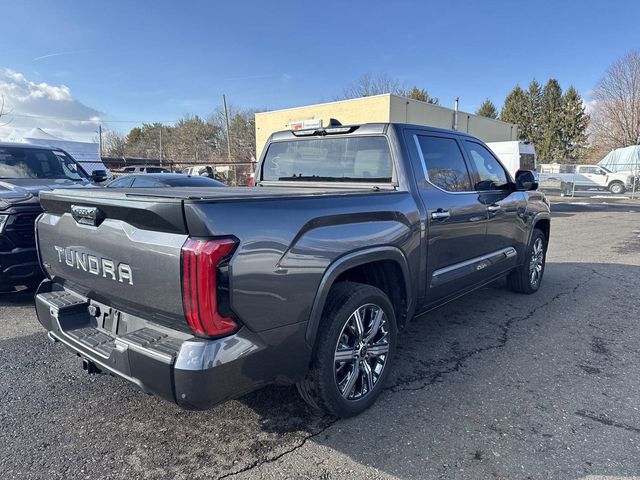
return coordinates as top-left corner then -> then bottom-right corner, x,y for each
181,238 -> 238,338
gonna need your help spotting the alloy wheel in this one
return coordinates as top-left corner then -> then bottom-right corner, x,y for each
333,303 -> 390,400
529,237 -> 545,287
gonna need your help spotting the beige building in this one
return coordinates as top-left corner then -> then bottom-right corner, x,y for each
255,93 -> 518,158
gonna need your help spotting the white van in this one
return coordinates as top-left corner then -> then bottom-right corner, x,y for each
485,141 -> 536,178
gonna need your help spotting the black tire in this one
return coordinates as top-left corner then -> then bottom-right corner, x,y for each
297,282 -> 397,417
507,229 -> 547,294
608,181 -> 625,195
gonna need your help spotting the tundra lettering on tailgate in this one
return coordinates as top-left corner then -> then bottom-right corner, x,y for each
53,246 -> 133,285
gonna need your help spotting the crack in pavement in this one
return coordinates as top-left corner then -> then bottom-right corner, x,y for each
387,274 -> 592,393
575,410 -> 640,434
218,272 -> 595,478
217,418 -> 339,480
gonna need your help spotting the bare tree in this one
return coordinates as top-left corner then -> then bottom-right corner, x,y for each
210,105 -> 257,162
590,50 -> 640,150
101,129 -> 127,157
341,73 -> 406,99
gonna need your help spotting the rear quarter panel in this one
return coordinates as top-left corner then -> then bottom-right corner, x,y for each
184,191 -> 422,333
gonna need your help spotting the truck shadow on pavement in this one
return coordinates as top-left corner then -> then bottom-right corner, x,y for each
2,262 -> 639,479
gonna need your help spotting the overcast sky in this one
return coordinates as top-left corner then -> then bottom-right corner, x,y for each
0,0 -> 638,141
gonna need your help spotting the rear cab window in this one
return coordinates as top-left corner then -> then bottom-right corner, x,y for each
261,136 -> 393,183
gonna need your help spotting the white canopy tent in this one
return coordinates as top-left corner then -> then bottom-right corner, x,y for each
598,145 -> 640,174
14,128 -> 108,174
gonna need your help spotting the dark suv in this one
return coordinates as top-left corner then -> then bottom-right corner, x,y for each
0,143 -> 103,291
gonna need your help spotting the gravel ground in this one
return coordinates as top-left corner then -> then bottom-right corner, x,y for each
1,201 -> 639,480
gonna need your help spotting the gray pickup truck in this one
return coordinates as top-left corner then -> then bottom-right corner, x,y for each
34,123 -> 550,417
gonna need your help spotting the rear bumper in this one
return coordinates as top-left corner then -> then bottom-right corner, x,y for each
0,247 -> 42,288
35,280 -> 311,409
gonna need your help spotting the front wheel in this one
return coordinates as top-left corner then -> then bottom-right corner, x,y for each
608,181 -> 626,195
507,229 -> 547,294
297,282 -> 397,417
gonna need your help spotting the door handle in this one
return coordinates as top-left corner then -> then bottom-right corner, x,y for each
487,204 -> 501,212
431,210 -> 450,220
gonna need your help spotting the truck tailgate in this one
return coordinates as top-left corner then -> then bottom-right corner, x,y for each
37,189 -> 188,329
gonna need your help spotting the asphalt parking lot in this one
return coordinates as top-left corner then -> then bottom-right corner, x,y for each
1,201 -> 640,480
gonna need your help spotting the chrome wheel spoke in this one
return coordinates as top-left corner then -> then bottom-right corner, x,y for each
352,309 -> 365,342
341,365 -> 359,398
361,360 -> 374,393
364,308 -> 384,343
367,343 -> 389,357
335,349 -> 357,363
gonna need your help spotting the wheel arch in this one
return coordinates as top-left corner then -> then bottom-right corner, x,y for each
305,246 -> 414,347
530,214 -> 551,247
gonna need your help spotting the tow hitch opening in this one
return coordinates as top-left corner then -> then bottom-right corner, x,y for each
82,358 -> 102,375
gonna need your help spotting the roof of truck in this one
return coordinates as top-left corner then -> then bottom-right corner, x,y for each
268,122 -> 478,143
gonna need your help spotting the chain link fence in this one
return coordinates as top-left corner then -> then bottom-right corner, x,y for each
101,157 -> 256,186
537,161 -> 640,199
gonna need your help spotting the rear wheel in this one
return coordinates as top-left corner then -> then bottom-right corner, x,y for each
297,282 -> 397,417
609,181 -> 625,195
507,229 -> 547,294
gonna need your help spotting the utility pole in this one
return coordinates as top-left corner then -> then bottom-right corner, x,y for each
452,98 -> 459,131
159,125 -> 163,166
98,124 -> 103,157
223,94 -> 232,163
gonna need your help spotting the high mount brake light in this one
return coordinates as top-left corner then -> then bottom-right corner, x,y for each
291,129 -> 318,136
291,126 -> 358,137
181,238 -> 238,338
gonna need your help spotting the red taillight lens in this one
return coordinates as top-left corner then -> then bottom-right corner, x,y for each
181,238 -> 238,338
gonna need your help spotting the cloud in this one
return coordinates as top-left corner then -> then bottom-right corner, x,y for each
0,68 -> 102,142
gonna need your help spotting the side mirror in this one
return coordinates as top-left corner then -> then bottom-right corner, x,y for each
515,170 -> 538,191
91,169 -> 109,183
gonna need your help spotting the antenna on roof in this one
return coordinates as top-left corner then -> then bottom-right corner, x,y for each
327,118 -> 342,127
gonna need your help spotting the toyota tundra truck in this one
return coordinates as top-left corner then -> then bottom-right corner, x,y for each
34,123 -> 550,417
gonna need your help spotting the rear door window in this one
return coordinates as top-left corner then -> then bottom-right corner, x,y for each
414,135 -> 473,192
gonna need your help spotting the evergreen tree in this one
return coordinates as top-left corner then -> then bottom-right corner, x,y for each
500,85 -> 527,137
561,86 -> 589,160
476,99 -> 498,119
538,79 -> 563,161
500,79 -> 590,162
522,80 -> 543,147
403,86 -> 439,105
